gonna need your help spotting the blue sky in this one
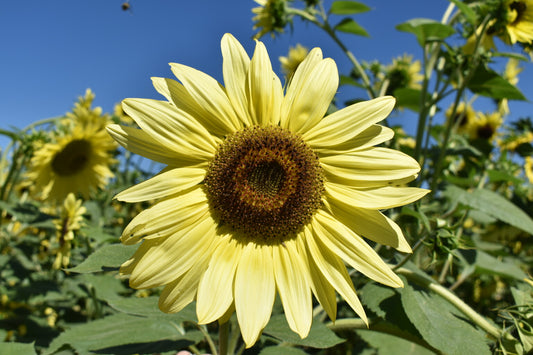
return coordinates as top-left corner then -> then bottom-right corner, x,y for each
1,0 -> 532,149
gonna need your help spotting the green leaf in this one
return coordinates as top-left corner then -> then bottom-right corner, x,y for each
467,65 -> 527,100
45,313 -> 202,355
335,18 -> 370,36
106,296 -> 198,322
0,342 -> 37,355
263,314 -> 345,348
357,330 -> 434,355
393,88 -> 424,112
460,249 -> 528,280
487,169 -> 523,185
444,185 -> 533,234
448,0 -> 477,24
396,18 -> 455,46
360,282 -> 396,318
400,284 -> 491,355
339,74 -> 365,88
259,346 -> 308,355
66,243 -> 138,273
330,1 -> 370,15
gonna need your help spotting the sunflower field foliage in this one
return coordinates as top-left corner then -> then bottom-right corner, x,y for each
1,1 -> 533,354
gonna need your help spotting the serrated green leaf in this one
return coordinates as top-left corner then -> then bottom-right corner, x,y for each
400,284 -> 491,355
448,0 -> 477,24
357,329 -> 434,355
467,65 -> 527,100
66,243 -> 138,273
396,18 -> 455,46
335,18 -> 369,36
360,283 -> 396,318
263,314 -> 344,348
45,313 -> 202,355
330,1 -> 370,15
0,342 -> 37,355
259,346 -> 308,355
444,185 -> 533,234
460,249 -> 528,280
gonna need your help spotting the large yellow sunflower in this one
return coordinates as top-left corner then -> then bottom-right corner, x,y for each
26,122 -> 117,202
107,33 -> 428,347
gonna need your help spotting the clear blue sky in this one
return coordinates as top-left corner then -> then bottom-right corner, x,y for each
1,0 -> 532,149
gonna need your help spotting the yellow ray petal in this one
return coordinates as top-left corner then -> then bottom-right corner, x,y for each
158,256 -> 210,314
115,166 -> 205,202
129,214 -> 217,289
282,58 -> 338,135
325,182 -> 429,209
247,40 -> 282,126
302,96 -> 395,149
273,239 -> 312,338
313,210 -> 403,288
235,242 -> 276,348
151,77 -> 232,137
107,124 -> 201,167
122,99 -> 217,162
170,62 -> 242,132
221,33 -> 252,127
121,187 -> 208,245
320,147 -> 420,187
299,230 -> 337,321
305,226 -> 367,323
315,125 -> 394,156
196,235 -> 243,324
326,199 -> 411,253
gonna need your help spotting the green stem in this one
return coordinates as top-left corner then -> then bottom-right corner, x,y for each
198,324 -> 218,355
218,321 -> 229,355
396,267 -> 512,341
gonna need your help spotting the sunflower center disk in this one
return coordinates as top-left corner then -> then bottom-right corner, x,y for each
205,126 -> 324,241
51,139 -> 91,176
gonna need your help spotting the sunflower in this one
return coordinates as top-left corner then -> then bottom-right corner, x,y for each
504,0 -> 533,44
279,44 -> 309,80
252,0 -> 289,39
52,193 -> 86,269
25,122 -> 117,202
381,54 -> 423,96
446,102 -> 476,135
107,33 -> 428,347
467,111 -> 503,141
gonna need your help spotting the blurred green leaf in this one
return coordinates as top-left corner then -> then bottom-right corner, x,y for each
357,329 -> 434,355
467,65 -> 527,100
45,313 -> 202,355
400,284 -> 491,355
0,342 -> 37,355
263,314 -> 344,348
330,1 -> 370,15
444,185 -> 533,234
460,249 -> 528,280
340,74 -> 365,88
259,346 -> 308,355
335,18 -> 370,36
67,243 -> 138,273
393,88 -> 425,112
396,18 -> 455,46
448,0 -> 477,24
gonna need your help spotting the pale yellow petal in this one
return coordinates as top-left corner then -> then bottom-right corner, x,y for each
158,256 -> 210,314
122,99 -> 217,163
325,182 -> 429,209
120,187 -> 208,245
196,235 -> 242,324
280,47 -> 323,129
313,210 -> 403,288
221,33 -> 252,126
247,40 -> 282,126
326,199 -> 411,253
305,226 -> 367,323
235,242 -> 276,348
315,125 -> 394,156
302,96 -> 395,149
151,77 -> 233,137
320,147 -> 420,187
282,58 -> 338,135
170,63 -> 242,131
299,230 -> 337,321
273,239 -> 312,338
115,166 -> 205,202
129,214 -> 217,289
107,124 -> 195,167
